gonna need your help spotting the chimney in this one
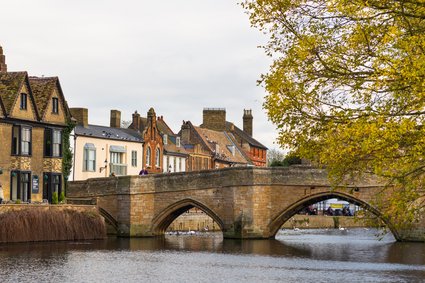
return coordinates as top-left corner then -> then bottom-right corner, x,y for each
202,108 -> 226,131
243,109 -> 253,136
181,121 -> 191,144
0,46 -> 7,73
132,110 -> 140,131
110,109 -> 121,128
70,108 -> 88,128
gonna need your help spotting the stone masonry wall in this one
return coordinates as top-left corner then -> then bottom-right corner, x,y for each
67,167 -> 425,241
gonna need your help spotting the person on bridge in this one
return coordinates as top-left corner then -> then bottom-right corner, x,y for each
139,168 -> 148,175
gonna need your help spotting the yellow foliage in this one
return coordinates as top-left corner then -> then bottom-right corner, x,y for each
242,0 -> 425,229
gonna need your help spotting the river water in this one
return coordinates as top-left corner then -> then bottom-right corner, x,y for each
0,229 -> 424,283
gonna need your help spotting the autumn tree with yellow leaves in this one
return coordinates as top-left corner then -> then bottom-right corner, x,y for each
242,0 -> 425,229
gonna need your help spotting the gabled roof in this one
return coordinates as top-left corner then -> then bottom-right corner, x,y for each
157,118 -> 175,136
193,126 -> 248,164
29,76 -> 71,121
226,121 -> 268,150
164,135 -> 188,156
28,77 -> 56,117
0,71 -> 28,115
75,124 -> 143,143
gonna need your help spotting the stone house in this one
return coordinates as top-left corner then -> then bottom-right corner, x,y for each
70,108 -> 144,180
0,46 -> 72,203
202,108 -> 268,167
180,119 -> 250,170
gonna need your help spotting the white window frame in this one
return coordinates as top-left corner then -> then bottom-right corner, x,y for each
131,150 -> 137,167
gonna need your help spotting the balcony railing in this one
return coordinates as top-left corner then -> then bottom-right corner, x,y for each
110,163 -> 127,176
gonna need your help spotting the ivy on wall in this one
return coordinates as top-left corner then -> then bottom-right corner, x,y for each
62,119 -> 75,195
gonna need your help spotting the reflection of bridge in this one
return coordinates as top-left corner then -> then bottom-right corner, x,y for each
68,167 -> 425,242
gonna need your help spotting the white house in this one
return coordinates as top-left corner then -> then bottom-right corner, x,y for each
70,108 -> 144,180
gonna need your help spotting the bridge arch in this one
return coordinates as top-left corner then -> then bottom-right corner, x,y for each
98,207 -> 118,232
268,191 -> 400,240
151,198 -> 225,235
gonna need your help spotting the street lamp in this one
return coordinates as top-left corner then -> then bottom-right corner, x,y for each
100,159 -> 108,173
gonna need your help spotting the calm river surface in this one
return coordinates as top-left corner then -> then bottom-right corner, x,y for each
0,229 -> 424,283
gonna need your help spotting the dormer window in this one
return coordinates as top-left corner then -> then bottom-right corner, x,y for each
163,134 -> 168,145
52,97 -> 59,114
176,137 -> 181,147
20,93 -> 27,110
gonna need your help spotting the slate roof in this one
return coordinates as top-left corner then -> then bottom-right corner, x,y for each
28,76 -> 57,118
193,126 -> 248,164
0,71 -> 27,115
75,124 -> 143,143
226,122 -> 268,150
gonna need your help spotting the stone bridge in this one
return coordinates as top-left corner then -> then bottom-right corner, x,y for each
67,167 -> 425,242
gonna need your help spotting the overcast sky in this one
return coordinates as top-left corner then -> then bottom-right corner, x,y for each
1,0 -> 280,150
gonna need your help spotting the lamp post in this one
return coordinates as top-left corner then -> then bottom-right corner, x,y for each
99,159 -> 108,176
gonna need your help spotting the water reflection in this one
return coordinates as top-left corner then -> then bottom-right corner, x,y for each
0,229 -> 424,283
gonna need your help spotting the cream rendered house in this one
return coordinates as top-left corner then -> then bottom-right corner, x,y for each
70,108 -> 143,180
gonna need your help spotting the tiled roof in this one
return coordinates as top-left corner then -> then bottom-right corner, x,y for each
164,135 -> 188,156
226,122 -> 268,150
75,124 -> 143,143
0,72 -> 27,115
193,126 -> 248,164
28,77 -> 57,118
157,119 -> 175,135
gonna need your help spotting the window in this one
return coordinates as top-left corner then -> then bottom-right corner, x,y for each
110,152 -> 122,164
110,147 -> 127,176
12,126 -> 19,155
52,174 -> 61,194
83,143 -> 96,171
45,129 -> 62,157
131,150 -> 137,167
163,134 -> 168,145
52,97 -> 59,114
20,93 -> 27,110
176,137 -> 181,147
10,171 -> 31,202
53,130 -> 61,156
43,173 -> 62,203
155,148 -> 161,167
146,147 -> 151,166
12,125 -> 32,156
21,128 -> 31,155
179,158 -> 182,172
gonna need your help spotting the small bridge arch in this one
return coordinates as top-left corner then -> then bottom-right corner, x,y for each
268,191 -> 400,240
151,198 -> 225,235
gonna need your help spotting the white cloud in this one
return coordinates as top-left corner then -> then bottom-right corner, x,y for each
1,0 -> 279,149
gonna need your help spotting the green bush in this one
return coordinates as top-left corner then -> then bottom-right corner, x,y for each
52,192 -> 59,205
15,199 -> 21,204
270,155 -> 302,167
59,191 -> 65,203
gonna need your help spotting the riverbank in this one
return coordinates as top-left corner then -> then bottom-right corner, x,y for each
167,209 -> 374,232
0,204 -> 106,243
281,214 -> 376,229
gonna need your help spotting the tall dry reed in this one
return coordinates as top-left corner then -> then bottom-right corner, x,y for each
0,208 -> 106,243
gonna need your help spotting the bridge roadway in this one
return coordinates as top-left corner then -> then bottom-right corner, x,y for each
67,166 -> 425,242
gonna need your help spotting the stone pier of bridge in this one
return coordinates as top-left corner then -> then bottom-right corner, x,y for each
67,167 -> 425,242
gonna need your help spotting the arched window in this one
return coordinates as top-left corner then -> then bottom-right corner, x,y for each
146,147 -> 151,166
155,147 -> 161,167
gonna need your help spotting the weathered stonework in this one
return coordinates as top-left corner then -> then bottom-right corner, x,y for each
67,167 -> 425,242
